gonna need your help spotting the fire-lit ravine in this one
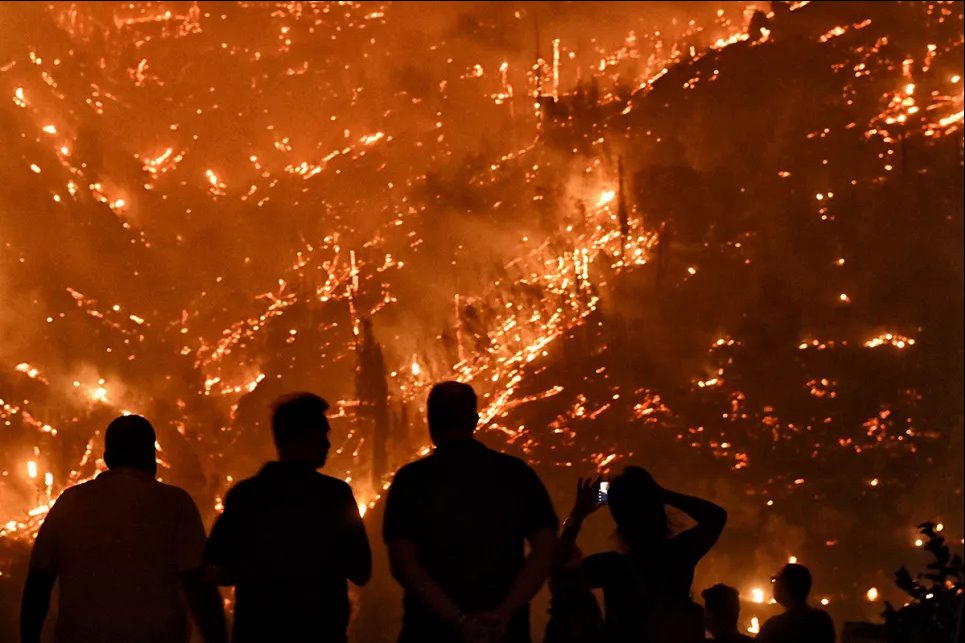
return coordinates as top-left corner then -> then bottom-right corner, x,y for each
0,2 -> 962,640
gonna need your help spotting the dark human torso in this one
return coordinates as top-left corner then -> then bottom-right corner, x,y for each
759,608 -> 836,643
31,471 -> 204,643
206,463 -> 357,643
383,440 -> 558,643
584,547 -> 704,643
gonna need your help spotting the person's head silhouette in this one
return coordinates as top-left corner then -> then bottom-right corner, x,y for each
702,584 -> 742,638
426,381 -> 478,446
271,392 -> 331,467
772,563 -> 812,609
607,466 -> 668,550
104,414 -> 158,475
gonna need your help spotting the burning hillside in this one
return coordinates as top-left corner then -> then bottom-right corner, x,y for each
0,1 -> 962,639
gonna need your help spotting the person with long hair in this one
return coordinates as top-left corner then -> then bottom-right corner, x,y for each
555,466 -> 727,643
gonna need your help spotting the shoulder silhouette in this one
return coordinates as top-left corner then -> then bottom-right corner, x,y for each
204,392 -> 371,643
702,584 -> 754,643
758,564 -> 835,643
383,381 -> 559,643
22,415 -> 226,643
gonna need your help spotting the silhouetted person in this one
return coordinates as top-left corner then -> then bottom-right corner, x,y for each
21,415 -> 226,643
204,393 -> 371,643
383,381 -> 558,643
557,467 -> 727,643
758,564 -> 835,643
544,546 -> 604,643
702,584 -> 754,642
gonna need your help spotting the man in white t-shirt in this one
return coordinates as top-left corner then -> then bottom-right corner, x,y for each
21,415 -> 226,643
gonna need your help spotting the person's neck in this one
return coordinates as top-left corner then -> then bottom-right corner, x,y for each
276,456 -> 320,468
106,466 -> 155,477
785,601 -> 810,613
433,435 -> 475,448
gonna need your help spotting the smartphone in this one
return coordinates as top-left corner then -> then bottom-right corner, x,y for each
598,481 -> 610,505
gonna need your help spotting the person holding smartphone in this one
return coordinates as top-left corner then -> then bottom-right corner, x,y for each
555,467 -> 727,643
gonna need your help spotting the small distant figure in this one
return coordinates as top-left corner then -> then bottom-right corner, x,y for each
557,467 -> 727,643
702,584 -> 754,643
758,564 -> 835,643
204,393 -> 371,643
21,415 -> 226,643
383,381 -> 559,643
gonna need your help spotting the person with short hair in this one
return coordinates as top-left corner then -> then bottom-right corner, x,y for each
701,584 -> 753,642
204,392 -> 371,643
758,563 -> 835,643
21,415 -> 226,643
383,381 -> 559,643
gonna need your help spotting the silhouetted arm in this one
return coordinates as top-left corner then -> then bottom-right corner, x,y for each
23,492 -> 63,643
180,568 -> 228,643
383,467 -> 465,627
496,526 -> 558,616
663,488 -> 727,561
554,514 -> 585,569
554,477 -> 602,570
477,465 -> 561,635
175,490 -> 227,643
388,539 -> 465,626
341,488 -> 372,586
204,489 -> 240,587
20,567 -> 55,643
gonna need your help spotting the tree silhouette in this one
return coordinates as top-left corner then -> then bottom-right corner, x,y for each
883,522 -> 964,643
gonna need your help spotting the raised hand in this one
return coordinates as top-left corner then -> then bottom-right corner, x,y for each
570,476 -> 603,521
